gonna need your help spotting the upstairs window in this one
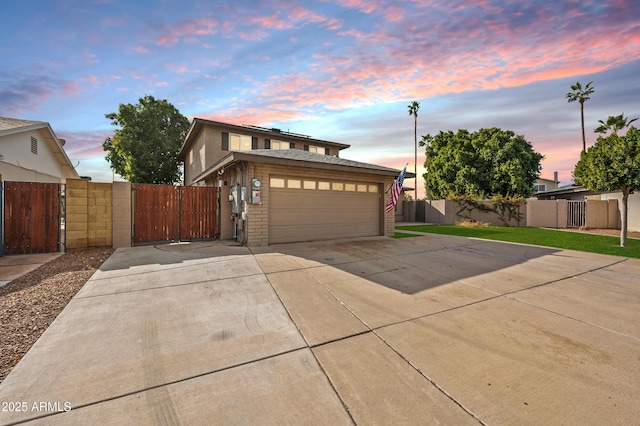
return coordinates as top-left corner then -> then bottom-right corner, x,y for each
271,140 -> 291,150
304,144 -> 330,154
534,184 -> 546,192
31,136 -> 38,154
230,133 -> 252,151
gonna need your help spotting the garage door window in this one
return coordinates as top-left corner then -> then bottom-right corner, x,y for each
270,178 -> 285,188
287,179 -> 301,189
271,178 -> 381,193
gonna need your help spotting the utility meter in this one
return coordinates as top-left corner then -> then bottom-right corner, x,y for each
251,179 -> 261,204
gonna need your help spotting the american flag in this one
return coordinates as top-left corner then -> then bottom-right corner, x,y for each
385,165 -> 407,213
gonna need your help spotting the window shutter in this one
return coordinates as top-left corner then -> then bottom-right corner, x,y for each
265,138 -> 271,149
304,144 -> 309,151
325,147 -> 330,155
252,136 -> 258,150
222,132 -> 229,151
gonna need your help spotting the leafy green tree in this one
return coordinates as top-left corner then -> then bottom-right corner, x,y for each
103,95 -> 190,184
408,101 -> 420,201
566,81 -> 594,153
419,128 -> 543,199
573,127 -> 640,247
594,113 -> 638,136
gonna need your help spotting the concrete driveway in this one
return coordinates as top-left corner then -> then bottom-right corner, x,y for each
0,234 -> 639,425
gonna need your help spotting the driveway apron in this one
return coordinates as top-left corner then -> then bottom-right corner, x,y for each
1,236 -> 639,425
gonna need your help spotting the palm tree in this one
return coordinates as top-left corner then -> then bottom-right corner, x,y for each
566,81 -> 595,152
408,101 -> 420,202
594,113 -> 638,136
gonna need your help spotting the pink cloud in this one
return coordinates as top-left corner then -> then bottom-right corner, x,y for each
288,5 -> 327,23
165,63 -> 200,74
333,0 -> 382,14
250,13 -> 289,29
382,6 -> 404,21
134,45 -> 150,54
57,130 -> 113,159
156,17 -> 219,46
63,81 -> 80,95
197,108 -> 306,127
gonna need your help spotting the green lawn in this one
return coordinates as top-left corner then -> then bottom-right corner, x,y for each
395,224 -> 640,259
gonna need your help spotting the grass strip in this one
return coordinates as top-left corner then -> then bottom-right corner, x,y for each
395,225 -> 640,258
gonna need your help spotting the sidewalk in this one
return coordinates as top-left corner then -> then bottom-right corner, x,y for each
0,253 -> 62,287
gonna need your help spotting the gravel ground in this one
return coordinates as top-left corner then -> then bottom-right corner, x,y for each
0,247 -> 114,383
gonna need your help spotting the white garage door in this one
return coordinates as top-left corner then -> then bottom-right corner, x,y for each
269,177 -> 381,244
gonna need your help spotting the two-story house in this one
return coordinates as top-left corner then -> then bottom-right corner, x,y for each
178,118 -> 412,246
0,117 -> 79,183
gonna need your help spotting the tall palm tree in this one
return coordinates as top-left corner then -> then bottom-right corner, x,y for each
566,81 -> 594,152
408,101 -> 420,202
594,113 -> 638,136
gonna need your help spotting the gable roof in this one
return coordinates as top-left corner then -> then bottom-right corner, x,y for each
0,117 -> 79,180
192,149 -> 414,183
178,117 -> 350,160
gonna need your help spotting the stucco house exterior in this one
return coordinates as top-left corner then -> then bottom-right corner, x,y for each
0,117 -> 79,183
534,184 -> 640,232
178,118 -> 412,246
533,172 -> 560,194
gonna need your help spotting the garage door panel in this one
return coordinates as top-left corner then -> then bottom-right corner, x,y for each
269,185 -> 381,244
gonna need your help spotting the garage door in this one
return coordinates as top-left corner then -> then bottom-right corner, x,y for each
268,177 -> 381,244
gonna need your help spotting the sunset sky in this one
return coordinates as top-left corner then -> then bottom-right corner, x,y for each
2,0 -> 639,198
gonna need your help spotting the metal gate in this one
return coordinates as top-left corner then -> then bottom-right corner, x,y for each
567,200 -> 586,227
133,184 -> 218,245
2,181 -> 61,255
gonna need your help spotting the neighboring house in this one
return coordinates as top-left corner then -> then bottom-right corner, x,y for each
533,172 -> 560,193
0,117 -> 79,183
178,118 -> 413,246
534,184 -> 592,201
535,183 -> 640,232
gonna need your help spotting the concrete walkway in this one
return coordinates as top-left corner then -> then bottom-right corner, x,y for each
0,253 -> 62,287
1,235 -> 639,425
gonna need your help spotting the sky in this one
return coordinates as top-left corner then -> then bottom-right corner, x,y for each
1,0 -> 639,198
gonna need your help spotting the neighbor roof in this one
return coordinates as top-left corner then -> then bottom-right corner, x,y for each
0,117 -> 46,135
178,117 -> 350,161
192,149 -> 414,183
0,116 -> 79,180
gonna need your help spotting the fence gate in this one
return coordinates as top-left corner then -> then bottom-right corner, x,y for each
415,200 -> 426,222
3,181 -> 61,255
133,184 -> 218,245
567,200 -> 586,227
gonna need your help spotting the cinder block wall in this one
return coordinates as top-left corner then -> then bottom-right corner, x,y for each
65,180 -> 88,249
65,180 -> 113,249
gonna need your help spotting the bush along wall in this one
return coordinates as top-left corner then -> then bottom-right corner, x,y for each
451,195 -> 525,226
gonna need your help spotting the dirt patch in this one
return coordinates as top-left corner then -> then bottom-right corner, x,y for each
0,247 -> 114,383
